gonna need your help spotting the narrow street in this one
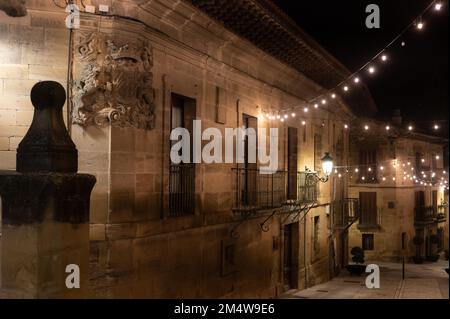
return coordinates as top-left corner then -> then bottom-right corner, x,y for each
281,260 -> 449,299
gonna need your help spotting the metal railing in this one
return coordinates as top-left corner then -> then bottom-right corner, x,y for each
297,171 -> 319,203
169,164 -> 195,217
232,168 -> 286,211
414,205 -> 437,224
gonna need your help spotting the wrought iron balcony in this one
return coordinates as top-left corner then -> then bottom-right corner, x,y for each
414,205 -> 437,225
232,168 -> 286,212
332,198 -> 360,229
296,171 -> 320,203
169,164 -> 195,217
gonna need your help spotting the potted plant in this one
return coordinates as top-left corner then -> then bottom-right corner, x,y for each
426,235 -> 440,262
412,235 -> 424,264
345,247 -> 366,276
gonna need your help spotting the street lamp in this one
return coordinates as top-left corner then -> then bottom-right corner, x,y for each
305,152 -> 334,183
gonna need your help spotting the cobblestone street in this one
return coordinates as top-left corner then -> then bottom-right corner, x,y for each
281,260 -> 449,299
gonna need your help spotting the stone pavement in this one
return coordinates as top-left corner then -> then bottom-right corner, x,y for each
281,260 -> 449,299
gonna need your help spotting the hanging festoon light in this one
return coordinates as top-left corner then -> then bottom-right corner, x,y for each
386,125 -> 390,131
435,2 -> 443,11
381,54 -> 388,62
417,18 -> 424,30
364,125 -> 369,131
408,125 -> 413,131
304,107 -> 309,113
354,77 -> 360,84
368,66 -> 375,74
343,86 -> 349,92
331,93 -> 336,99
291,113 -> 296,118
314,103 -> 319,109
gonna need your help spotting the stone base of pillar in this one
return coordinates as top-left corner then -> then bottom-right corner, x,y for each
0,172 -> 95,298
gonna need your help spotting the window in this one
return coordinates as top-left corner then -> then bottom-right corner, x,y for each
359,192 -> 377,226
358,149 -> 378,183
169,93 -> 196,217
432,153 -> 437,170
362,234 -> 374,250
287,127 -> 298,200
313,216 -> 320,254
314,133 -> 322,172
242,114 -> 258,206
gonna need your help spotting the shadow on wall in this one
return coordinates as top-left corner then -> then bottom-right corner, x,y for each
0,0 -> 27,17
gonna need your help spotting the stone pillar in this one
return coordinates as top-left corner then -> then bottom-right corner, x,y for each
0,81 -> 96,298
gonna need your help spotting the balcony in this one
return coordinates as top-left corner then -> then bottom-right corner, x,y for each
296,171 -> 319,203
332,198 -> 360,229
414,206 -> 437,226
232,168 -> 286,212
169,164 -> 195,217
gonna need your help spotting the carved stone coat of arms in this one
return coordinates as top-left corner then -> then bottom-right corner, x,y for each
72,33 -> 155,130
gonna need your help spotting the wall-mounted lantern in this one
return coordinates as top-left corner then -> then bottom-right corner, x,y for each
305,152 -> 334,183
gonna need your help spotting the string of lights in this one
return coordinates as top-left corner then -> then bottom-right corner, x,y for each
262,0 -> 447,134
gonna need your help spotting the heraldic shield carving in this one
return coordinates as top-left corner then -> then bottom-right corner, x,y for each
72,32 -> 155,130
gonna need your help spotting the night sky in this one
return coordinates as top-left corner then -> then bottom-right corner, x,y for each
273,0 -> 449,137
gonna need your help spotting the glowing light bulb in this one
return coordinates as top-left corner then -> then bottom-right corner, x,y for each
280,118 -> 284,122
304,107 -> 309,113
401,41 -> 406,47
301,120 -> 306,126
386,125 -> 390,131
382,177 -> 386,181
435,3 -> 442,11
368,66 -> 375,74
331,93 -> 336,99
364,125 -> 369,130
314,103 -> 319,109
381,54 -> 388,61
393,177 -> 396,181
436,155 -> 440,160
344,124 -> 348,129
338,174 -> 342,178
354,77 -> 360,83
434,124 -> 439,130
276,115 -> 280,119
291,113 -> 296,118
368,167 -> 372,172
343,86 -> 349,92
380,166 -> 384,170
321,99 -> 327,105
362,176 -> 365,181
417,22 -> 424,30
421,159 -> 425,163
284,114 -> 288,119
355,168 -> 359,173
408,125 -> 413,131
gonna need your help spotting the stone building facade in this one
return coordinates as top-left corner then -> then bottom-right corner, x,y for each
1,0 -> 444,299
347,117 -> 448,263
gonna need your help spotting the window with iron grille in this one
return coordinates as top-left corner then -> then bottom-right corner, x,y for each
169,93 -> 196,217
362,234 -> 374,250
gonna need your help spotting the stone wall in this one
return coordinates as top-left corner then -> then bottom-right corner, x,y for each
0,0 -> 354,298
348,131 -> 447,262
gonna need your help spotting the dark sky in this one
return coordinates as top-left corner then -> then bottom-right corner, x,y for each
273,0 -> 448,137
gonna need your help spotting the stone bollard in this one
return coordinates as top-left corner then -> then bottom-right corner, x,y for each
0,81 -> 96,298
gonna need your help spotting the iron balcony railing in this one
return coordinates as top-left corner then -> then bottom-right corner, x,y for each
414,205 -> 437,224
332,198 -> 359,229
169,164 -> 195,217
297,171 -> 319,203
232,168 -> 286,211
